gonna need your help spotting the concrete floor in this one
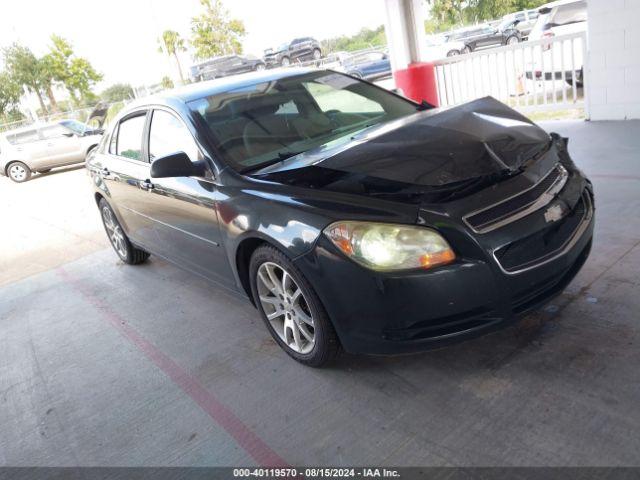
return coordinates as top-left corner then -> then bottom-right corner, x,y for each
1,120 -> 639,467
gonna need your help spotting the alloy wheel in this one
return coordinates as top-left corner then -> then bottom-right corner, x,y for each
102,206 -> 128,259
9,164 -> 27,182
256,262 -> 315,354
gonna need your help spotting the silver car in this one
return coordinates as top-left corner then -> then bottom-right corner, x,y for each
0,119 -> 102,182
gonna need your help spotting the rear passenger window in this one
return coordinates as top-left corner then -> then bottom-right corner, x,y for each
116,114 -> 146,161
8,130 -> 39,145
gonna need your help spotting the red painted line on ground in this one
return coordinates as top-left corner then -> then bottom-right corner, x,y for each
58,268 -> 288,467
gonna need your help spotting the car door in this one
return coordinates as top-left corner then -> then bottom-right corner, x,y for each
100,110 -> 162,252
226,55 -> 247,75
37,124 -> 83,167
6,129 -> 44,165
145,107 -> 233,284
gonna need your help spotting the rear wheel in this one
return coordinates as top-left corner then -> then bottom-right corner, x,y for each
99,198 -> 149,265
566,68 -> 584,88
250,245 -> 340,367
461,45 -> 472,54
7,161 -> 31,183
312,48 -> 322,60
280,56 -> 291,67
506,35 -> 520,45
254,63 -> 266,71
446,50 -> 460,57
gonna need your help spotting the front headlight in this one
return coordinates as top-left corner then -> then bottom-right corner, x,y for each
324,221 -> 456,272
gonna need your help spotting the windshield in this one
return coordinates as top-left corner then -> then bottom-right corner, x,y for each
188,71 -> 418,172
59,119 -> 88,135
497,18 -> 516,31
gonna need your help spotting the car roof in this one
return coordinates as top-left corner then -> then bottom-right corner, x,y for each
537,0 -> 583,10
0,119 -> 67,136
138,67 -> 315,105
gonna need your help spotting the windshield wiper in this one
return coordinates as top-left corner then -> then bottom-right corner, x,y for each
241,150 -> 304,174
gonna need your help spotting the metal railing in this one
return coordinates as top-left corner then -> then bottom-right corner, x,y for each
0,101 -> 127,134
433,32 -> 587,113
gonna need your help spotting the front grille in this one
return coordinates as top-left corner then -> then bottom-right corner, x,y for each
494,192 -> 591,273
464,164 -> 567,233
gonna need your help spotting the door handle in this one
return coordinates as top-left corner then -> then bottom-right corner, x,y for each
139,179 -> 155,191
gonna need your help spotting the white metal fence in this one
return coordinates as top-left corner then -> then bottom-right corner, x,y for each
433,32 -> 587,113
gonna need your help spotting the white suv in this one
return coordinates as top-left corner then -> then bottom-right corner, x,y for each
0,119 -> 102,182
527,0 -> 587,86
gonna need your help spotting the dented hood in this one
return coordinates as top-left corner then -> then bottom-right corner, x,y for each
254,97 -> 551,200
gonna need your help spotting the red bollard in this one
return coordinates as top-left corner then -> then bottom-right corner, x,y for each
393,62 -> 439,107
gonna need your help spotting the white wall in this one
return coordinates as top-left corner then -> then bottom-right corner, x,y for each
587,0 -> 640,120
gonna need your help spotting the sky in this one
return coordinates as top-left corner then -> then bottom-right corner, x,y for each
0,0 -> 388,89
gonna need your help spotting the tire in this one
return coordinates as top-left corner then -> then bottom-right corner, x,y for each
249,245 -> 340,367
349,71 -> 363,79
312,48 -> 322,60
98,198 -> 150,265
280,56 -> 291,67
506,36 -> 520,45
254,63 -> 266,71
461,45 -> 472,54
446,50 -> 460,57
566,68 -> 584,88
7,161 -> 31,183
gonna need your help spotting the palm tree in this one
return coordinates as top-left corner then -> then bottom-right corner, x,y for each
159,30 -> 186,84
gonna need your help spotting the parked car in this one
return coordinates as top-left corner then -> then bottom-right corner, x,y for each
1,120 -> 102,182
500,8 -> 540,38
88,68 -> 594,367
190,55 -> 265,82
425,34 -> 466,58
449,22 -> 522,53
526,0 -> 587,86
343,51 -> 391,80
264,37 -> 322,67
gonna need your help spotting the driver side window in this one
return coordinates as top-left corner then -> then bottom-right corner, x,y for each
148,110 -> 201,162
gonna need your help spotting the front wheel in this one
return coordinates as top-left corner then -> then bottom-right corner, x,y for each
446,50 -> 460,57
312,48 -> 322,60
280,56 -> 291,67
254,63 -> 266,71
250,245 -> 340,367
461,45 -> 472,54
506,36 -> 520,45
7,161 -> 32,183
99,198 -> 149,265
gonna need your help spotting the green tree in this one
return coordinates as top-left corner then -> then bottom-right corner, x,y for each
0,71 -> 22,119
44,35 -> 102,106
321,26 -> 387,54
159,30 -> 187,84
101,83 -> 134,103
160,76 -> 175,90
190,0 -> 246,60
2,44 -> 48,114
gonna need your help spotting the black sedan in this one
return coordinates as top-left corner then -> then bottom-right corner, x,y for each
87,69 -> 594,367
451,23 -> 522,53
189,54 -> 265,82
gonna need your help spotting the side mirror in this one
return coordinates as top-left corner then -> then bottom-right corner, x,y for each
150,151 -> 207,178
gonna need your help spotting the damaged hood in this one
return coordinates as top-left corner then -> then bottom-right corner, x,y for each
254,97 -> 551,202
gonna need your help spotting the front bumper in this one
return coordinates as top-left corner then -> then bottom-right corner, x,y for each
294,169 -> 594,355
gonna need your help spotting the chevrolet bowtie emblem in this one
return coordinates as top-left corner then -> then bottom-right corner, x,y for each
544,203 -> 565,223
